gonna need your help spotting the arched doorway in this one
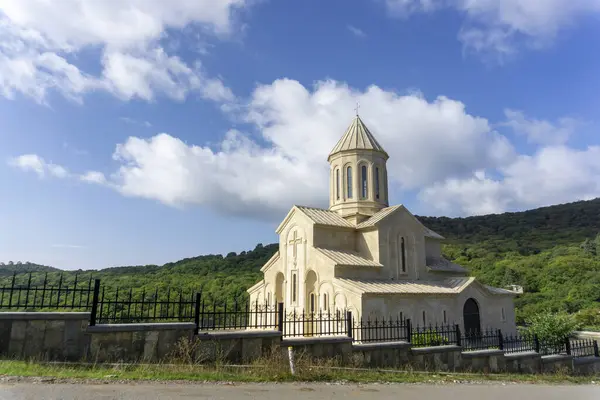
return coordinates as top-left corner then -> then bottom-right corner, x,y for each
305,270 -> 317,336
463,298 -> 481,336
275,273 -> 285,304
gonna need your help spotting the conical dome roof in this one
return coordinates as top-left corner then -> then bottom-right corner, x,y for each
328,116 -> 388,159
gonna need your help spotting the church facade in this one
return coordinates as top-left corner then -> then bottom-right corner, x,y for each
248,115 -> 519,335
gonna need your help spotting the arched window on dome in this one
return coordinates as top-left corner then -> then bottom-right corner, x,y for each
361,165 -> 368,199
335,168 -> 340,200
347,166 -> 353,199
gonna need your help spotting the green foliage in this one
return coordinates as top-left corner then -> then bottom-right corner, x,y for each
521,311 -> 580,344
411,331 -> 450,346
574,307 -> 600,330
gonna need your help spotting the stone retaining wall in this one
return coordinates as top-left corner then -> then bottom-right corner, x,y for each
410,345 -> 462,371
505,351 -> 541,374
1,313 -> 600,375
87,323 -> 195,362
352,341 -> 411,368
0,312 -> 90,361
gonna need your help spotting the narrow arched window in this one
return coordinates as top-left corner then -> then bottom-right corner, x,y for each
422,310 -> 426,326
292,273 -> 297,303
323,293 -> 328,312
361,165 -> 368,199
347,166 -> 353,199
375,167 -> 380,200
400,237 -> 406,273
335,169 -> 340,200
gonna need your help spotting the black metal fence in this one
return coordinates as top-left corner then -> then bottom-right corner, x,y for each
352,316 -> 411,343
282,309 -> 350,338
0,272 -> 94,311
503,333 -> 539,354
1,274 -> 599,358
411,323 -> 461,347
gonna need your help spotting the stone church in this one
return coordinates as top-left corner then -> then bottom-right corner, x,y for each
248,115 -> 519,335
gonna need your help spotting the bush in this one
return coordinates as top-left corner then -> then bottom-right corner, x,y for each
574,307 -> 600,331
411,330 -> 450,347
521,311 -> 580,344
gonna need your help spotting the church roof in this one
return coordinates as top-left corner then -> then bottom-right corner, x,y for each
426,256 -> 467,274
316,247 -> 383,267
356,205 -> 445,240
335,277 -> 519,296
336,277 -> 474,295
328,116 -> 388,159
296,206 -> 355,228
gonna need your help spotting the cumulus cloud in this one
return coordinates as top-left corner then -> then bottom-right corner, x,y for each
382,0 -> 600,57
10,79 -> 597,219
502,109 -> 581,146
8,154 -> 71,178
420,146 -> 600,216
0,0 -> 247,103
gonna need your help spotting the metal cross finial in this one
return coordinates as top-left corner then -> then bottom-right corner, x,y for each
355,101 -> 360,116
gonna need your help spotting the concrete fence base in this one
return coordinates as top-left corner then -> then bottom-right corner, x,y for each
1,313 -> 600,375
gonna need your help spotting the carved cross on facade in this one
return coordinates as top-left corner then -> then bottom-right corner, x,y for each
288,230 -> 303,259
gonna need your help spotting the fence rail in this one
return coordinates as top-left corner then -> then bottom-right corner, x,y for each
282,309 -> 350,338
0,272 -> 94,311
411,323 -> 461,347
352,316 -> 411,343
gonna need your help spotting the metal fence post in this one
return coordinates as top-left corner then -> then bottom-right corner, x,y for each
89,279 -> 101,326
534,335 -> 540,353
194,293 -> 201,335
565,337 -> 572,355
593,341 -> 599,358
277,302 -> 284,333
346,310 -> 353,338
406,319 -> 412,343
497,329 -> 504,350
455,324 -> 462,347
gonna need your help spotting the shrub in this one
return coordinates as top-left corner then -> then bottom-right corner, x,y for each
411,330 -> 450,347
521,310 -> 580,345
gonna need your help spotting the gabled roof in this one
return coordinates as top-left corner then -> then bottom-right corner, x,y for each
315,247 -> 383,267
356,204 -> 445,240
335,277 -> 519,296
328,116 -> 388,159
276,205 -> 354,233
426,256 -> 467,274
260,251 -> 280,272
336,277 -> 474,295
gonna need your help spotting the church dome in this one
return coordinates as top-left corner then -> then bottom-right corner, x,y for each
328,116 -> 388,161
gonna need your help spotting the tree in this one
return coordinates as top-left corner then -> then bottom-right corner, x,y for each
581,238 -> 596,255
522,311 -> 580,345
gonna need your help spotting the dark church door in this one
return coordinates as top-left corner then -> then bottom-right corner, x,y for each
463,298 -> 481,336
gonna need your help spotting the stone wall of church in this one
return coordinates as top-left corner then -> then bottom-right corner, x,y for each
360,292 -> 517,335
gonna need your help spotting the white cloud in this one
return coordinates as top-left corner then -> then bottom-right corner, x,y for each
120,117 -> 153,128
503,109 -> 581,145
347,25 -> 367,38
420,146 -> 600,216
80,171 -> 107,185
0,0 -> 248,103
382,0 -> 600,57
8,154 -> 71,178
9,79 -> 520,219
11,79 -> 596,219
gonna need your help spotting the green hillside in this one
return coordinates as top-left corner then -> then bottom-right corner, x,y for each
2,199 -> 600,328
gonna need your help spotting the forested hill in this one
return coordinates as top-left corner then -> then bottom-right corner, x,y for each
417,198 -> 600,256
0,261 -> 59,276
2,198 -> 600,327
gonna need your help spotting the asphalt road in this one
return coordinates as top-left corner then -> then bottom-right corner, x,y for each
0,382 -> 599,400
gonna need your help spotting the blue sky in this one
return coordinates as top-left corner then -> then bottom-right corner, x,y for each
1,0 -> 600,269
